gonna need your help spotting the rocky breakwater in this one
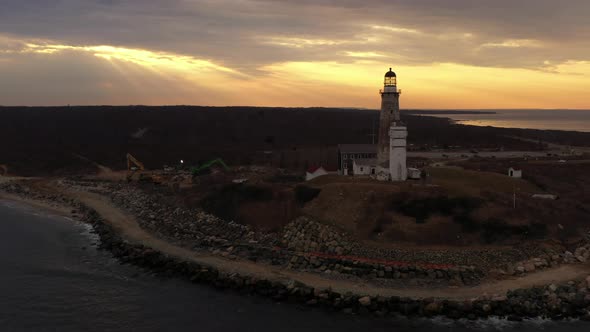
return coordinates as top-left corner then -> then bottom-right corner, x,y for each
71,182 -> 290,266
494,246 -> 590,278
280,217 -> 483,285
75,202 -> 590,321
2,180 -> 590,320
281,217 -> 353,255
0,181 -> 84,216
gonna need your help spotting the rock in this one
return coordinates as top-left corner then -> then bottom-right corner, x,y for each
577,256 -> 587,263
586,276 -> 590,289
524,262 -> 536,273
358,296 -> 371,307
491,295 -> 507,302
516,266 -> 525,274
482,304 -> 492,313
505,264 -> 516,275
424,302 -> 440,315
548,284 -> 558,292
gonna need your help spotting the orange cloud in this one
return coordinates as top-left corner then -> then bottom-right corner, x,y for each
1,37 -> 589,109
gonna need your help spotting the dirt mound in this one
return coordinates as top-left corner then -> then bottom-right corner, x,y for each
187,183 -> 300,232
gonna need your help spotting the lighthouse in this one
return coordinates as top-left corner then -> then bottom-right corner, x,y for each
376,68 -> 407,181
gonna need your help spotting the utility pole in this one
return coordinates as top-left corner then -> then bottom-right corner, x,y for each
513,186 -> 520,209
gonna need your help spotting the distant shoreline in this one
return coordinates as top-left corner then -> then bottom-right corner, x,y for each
404,110 -> 497,115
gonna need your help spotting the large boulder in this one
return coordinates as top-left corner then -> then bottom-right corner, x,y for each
358,296 -> 371,307
524,262 -> 536,273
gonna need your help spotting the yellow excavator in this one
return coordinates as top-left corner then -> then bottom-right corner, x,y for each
126,153 -> 164,184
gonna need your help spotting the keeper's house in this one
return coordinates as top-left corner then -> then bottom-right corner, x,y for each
337,144 -> 377,175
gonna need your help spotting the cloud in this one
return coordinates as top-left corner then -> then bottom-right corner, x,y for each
1,0 -> 589,70
480,39 -> 543,49
0,0 -> 589,107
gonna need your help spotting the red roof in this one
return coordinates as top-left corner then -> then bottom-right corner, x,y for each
307,166 -> 324,173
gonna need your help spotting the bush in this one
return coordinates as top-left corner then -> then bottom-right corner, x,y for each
481,219 -> 512,243
392,195 -> 482,224
200,184 -> 273,221
454,214 -> 481,233
295,185 -> 321,205
481,219 -> 548,243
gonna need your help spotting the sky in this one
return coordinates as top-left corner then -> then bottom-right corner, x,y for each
0,0 -> 589,109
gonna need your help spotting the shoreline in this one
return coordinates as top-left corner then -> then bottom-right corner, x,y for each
1,178 -> 590,320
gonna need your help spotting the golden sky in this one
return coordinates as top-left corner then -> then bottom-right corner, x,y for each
1,0 -> 589,109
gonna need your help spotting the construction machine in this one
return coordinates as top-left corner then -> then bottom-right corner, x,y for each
126,153 -> 145,181
190,158 -> 229,177
126,153 -> 165,184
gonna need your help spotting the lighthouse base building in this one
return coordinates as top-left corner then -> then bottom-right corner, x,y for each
389,125 -> 408,181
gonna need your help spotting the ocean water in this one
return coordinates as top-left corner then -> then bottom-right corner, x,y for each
425,110 -> 590,132
0,200 -> 588,331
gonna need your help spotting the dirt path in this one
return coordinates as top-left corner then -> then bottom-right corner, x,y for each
60,188 -> 590,300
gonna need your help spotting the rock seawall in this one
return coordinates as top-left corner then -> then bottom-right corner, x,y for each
79,204 -> 590,320
2,180 -> 590,320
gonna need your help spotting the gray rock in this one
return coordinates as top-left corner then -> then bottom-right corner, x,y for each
358,296 -> 371,306
524,262 -> 536,273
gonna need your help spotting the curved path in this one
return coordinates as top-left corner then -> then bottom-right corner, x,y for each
59,187 -> 590,301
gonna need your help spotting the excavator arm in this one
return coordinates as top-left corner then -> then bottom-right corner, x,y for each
126,153 -> 145,181
191,158 -> 229,176
126,153 -> 145,171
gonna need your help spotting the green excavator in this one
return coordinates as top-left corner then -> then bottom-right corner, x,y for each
190,158 -> 229,177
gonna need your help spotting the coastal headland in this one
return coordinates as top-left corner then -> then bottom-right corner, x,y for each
1,107 -> 590,320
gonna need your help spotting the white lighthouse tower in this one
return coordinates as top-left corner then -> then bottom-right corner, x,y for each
376,68 -> 407,181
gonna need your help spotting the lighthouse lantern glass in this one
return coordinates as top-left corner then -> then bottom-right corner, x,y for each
384,76 -> 396,87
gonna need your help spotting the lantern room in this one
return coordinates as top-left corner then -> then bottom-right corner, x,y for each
384,68 -> 397,86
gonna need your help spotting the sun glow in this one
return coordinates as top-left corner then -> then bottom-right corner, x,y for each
1,36 -> 589,108
21,42 -> 237,75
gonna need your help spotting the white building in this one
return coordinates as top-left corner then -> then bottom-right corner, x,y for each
337,144 -> 377,175
389,125 -> 408,181
407,167 -> 422,180
353,159 -> 377,176
508,167 -> 522,178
